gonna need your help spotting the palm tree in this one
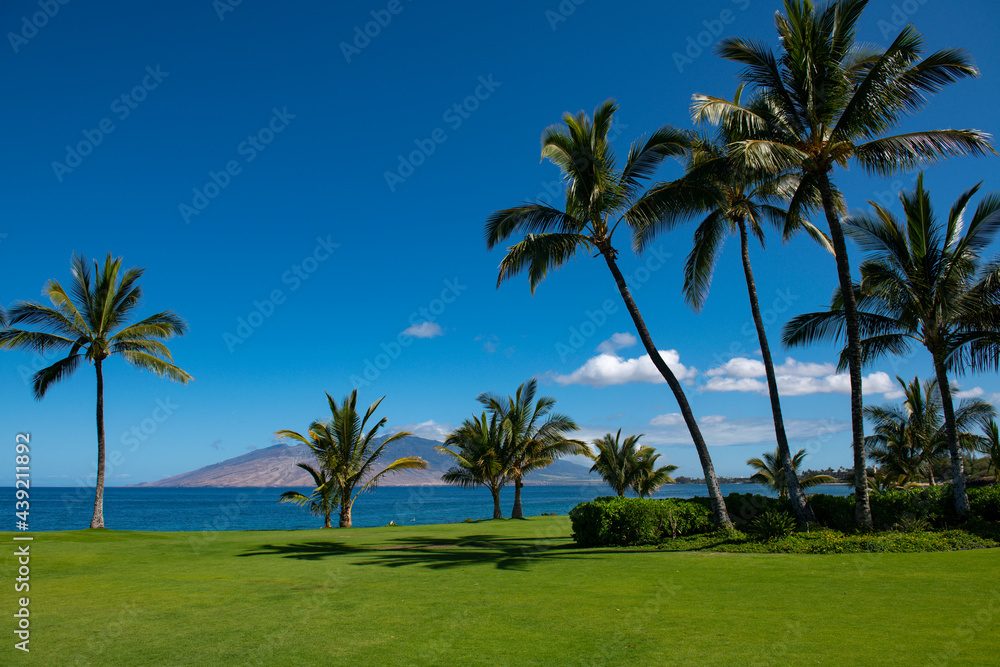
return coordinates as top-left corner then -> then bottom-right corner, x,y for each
864,376 -> 995,486
437,412 -> 511,519
784,176 -> 1000,517
275,390 -> 427,528
485,100 -> 733,528
634,88 -> 831,524
0,253 -> 191,528
747,447 -> 836,499
977,419 -> 1000,485
699,0 -> 994,527
279,463 -> 339,528
588,430 -> 673,497
477,379 -> 586,518
631,447 -> 678,499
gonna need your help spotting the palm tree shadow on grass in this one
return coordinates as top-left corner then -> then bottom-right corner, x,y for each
237,534 -> 587,571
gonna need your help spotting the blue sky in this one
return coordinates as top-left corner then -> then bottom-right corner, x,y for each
2,0 -> 999,486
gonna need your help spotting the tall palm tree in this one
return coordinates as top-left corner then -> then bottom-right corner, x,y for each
634,88 -> 832,524
0,253 -> 191,528
864,376 -> 995,485
631,447 -> 678,499
485,100 -> 733,528
977,419 -> 1000,485
784,176 -> 1000,517
698,0 -> 994,527
276,390 -> 427,528
477,379 -> 586,519
747,447 -> 836,499
279,463 -> 339,529
588,430 -> 673,497
437,412 -> 511,519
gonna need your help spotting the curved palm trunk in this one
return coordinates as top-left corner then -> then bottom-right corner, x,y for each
817,174 -> 873,529
738,222 -> 816,524
932,354 -> 970,517
511,478 -> 524,519
601,250 -> 733,528
490,486 -> 503,519
91,359 -> 106,529
340,497 -> 352,528
323,509 -> 332,529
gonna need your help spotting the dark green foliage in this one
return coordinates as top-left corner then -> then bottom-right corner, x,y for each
969,486 -> 1000,521
869,487 -> 954,530
747,510 -> 797,541
718,492 -> 793,528
569,497 -> 713,547
808,493 -> 855,532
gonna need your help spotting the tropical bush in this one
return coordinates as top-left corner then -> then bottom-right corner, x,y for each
969,486 -> 1000,522
569,497 -> 712,547
747,510 -> 797,541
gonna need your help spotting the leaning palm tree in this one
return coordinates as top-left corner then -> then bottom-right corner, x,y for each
699,0 -> 995,527
634,87 -> 831,524
279,462 -> 339,529
0,253 -> 191,528
747,447 -> 836,499
478,379 -> 586,519
631,447 -> 678,499
784,176 -> 1000,517
437,411 -> 511,519
977,419 -> 1000,485
485,100 -> 733,527
276,390 -> 427,528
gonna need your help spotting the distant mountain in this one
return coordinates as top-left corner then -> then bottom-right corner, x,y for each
134,435 -> 600,488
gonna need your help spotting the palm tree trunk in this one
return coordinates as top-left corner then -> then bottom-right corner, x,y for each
91,359 -> 106,529
491,486 -> 503,519
324,509 -> 332,529
738,221 -> 815,524
932,353 -> 970,518
340,497 -> 352,528
601,249 -> 733,529
816,173 -> 873,529
511,478 -> 524,519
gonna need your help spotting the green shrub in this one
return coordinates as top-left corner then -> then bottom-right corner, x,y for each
748,510 -> 796,541
569,497 -> 713,547
969,486 -> 1000,522
721,493 -> 790,527
892,514 -> 931,533
869,487 -> 953,529
806,493 -> 854,531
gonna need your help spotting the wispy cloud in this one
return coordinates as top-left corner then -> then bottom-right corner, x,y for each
387,419 -> 453,441
703,356 -> 898,396
402,321 -> 444,339
596,332 -> 637,355
646,413 -> 848,447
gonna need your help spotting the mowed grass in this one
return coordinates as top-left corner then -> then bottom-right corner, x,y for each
3,516 -> 999,666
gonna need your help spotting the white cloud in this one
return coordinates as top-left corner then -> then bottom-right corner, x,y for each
387,420 -> 453,441
953,386 -> 985,399
989,393 -> 1000,405
645,413 -> 849,447
402,321 -> 443,339
702,356 -> 897,397
553,349 -> 697,387
596,332 -> 638,355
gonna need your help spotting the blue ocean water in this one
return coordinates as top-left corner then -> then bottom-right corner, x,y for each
5,484 -> 853,532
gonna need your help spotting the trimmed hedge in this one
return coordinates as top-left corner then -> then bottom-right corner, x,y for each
570,487 -> 1000,547
569,496 -> 712,547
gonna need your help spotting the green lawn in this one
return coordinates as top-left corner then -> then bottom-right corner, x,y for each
4,517 -> 998,665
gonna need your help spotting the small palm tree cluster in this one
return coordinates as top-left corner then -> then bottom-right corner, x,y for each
747,448 -> 835,499
863,377 -> 995,490
589,430 -> 677,498
436,379 -> 587,519
276,390 -> 428,528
